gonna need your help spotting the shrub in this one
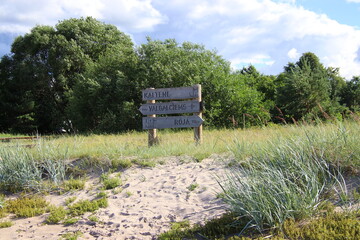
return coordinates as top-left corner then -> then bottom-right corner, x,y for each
46,206 -> 67,224
100,173 -> 122,190
5,195 -> 49,218
68,198 -> 108,216
63,178 -> 85,191
0,221 -> 13,228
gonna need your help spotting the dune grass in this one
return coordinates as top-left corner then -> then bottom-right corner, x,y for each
1,121 -> 360,193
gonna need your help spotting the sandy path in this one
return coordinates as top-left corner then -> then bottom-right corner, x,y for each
0,157 -> 228,239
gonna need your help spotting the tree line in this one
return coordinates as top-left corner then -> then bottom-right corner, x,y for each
0,17 -> 359,134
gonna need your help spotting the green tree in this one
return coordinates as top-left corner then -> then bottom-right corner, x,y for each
0,55 -> 36,132
135,38 -> 268,128
2,17 -> 133,133
341,76 -> 360,112
276,52 -> 331,121
67,43 -> 138,132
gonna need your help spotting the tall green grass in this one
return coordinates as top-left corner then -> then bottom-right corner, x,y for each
1,121 -> 359,193
0,142 -> 68,192
219,122 -> 360,233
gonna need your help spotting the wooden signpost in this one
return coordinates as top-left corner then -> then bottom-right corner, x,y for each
140,84 -> 203,146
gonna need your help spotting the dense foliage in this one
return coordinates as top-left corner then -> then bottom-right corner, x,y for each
0,17 -> 359,134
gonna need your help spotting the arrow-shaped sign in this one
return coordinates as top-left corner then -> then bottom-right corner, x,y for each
142,85 -> 199,100
143,116 -> 204,129
139,100 -> 200,115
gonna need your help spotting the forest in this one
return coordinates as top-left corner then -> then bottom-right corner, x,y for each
1,17 -> 359,134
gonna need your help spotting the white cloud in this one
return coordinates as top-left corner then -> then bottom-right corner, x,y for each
1,0 -> 360,79
150,0 -> 360,79
288,48 -> 300,59
0,0 -> 166,34
346,0 -> 360,3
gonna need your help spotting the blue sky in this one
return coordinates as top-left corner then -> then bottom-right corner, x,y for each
0,0 -> 360,79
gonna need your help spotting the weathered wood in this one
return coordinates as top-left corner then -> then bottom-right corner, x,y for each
143,116 -> 203,130
193,84 -> 202,144
0,136 -> 42,142
142,85 -> 199,101
147,97 -> 158,147
139,100 -> 200,115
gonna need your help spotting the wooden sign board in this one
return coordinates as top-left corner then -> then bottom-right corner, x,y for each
139,100 -> 200,115
141,84 -> 203,146
143,116 -> 203,130
142,86 -> 199,101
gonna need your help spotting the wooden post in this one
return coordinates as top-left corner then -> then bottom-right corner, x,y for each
147,92 -> 158,147
194,84 -> 202,144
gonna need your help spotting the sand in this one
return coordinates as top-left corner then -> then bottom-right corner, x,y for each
0,157 -> 229,239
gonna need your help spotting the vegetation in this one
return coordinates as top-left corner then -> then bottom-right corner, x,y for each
158,210 -> 360,239
100,173 -> 122,190
68,198 -> 108,216
1,17 -> 359,134
0,18 -> 359,236
0,221 -> 13,228
5,195 -> 49,218
46,206 -> 67,224
60,231 -> 83,240
63,178 -> 86,191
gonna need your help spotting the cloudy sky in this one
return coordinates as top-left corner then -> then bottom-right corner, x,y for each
1,0 -> 360,79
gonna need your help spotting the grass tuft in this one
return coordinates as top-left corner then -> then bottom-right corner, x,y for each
218,123 -> 359,233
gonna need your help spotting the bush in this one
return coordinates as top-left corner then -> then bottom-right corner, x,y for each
68,198 -> 108,216
46,206 -> 67,224
63,178 -> 85,191
5,196 -> 49,218
0,221 -> 13,228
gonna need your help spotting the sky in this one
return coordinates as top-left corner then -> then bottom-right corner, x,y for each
0,0 -> 360,79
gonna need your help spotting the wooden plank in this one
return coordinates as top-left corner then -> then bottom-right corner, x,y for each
143,116 -> 203,130
142,85 -> 199,101
193,84 -> 202,144
139,100 -> 200,115
147,97 -> 158,147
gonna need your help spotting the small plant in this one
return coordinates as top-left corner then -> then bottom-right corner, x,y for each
100,173 -> 122,190
65,196 -> 77,206
125,191 -> 133,197
60,231 -> 83,240
0,194 -> 5,209
111,158 -> 132,169
63,218 -> 78,225
0,195 -> 6,218
68,198 -> 108,216
0,208 -> 6,218
88,215 -> 99,222
63,178 -> 85,191
46,206 -> 67,224
96,191 -> 107,198
112,187 -> 123,195
132,159 -> 156,168
187,183 -> 199,191
0,221 -> 13,228
5,195 -> 49,218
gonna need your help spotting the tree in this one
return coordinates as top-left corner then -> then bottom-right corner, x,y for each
341,76 -> 360,112
276,52 -> 332,121
134,38 -> 269,128
1,17 -> 133,133
67,43 -> 138,132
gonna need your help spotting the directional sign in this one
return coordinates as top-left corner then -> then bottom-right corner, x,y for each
139,100 -> 200,115
143,116 -> 203,129
142,85 -> 199,101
